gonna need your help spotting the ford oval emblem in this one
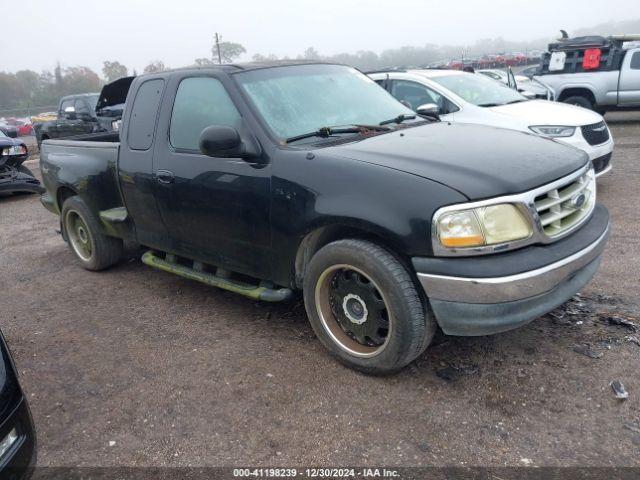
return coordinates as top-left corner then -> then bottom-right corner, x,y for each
573,193 -> 586,208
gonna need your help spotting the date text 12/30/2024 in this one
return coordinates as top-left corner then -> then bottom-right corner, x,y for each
233,468 -> 400,478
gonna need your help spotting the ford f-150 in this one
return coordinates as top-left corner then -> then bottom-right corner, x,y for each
39,62 -> 610,374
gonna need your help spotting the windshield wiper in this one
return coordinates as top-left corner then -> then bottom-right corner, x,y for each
379,113 -> 417,126
284,124 -> 390,144
477,103 -> 502,107
505,99 -> 527,104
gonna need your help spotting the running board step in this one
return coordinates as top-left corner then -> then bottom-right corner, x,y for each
141,250 -> 293,302
99,207 -> 128,223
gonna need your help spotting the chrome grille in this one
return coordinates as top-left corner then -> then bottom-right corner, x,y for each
534,169 -> 596,238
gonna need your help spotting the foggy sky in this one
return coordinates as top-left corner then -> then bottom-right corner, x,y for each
7,0 -> 640,74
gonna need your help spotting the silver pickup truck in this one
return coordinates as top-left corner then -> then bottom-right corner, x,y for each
536,35 -> 640,113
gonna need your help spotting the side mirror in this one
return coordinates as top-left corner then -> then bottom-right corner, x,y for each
64,106 -> 77,120
199,125 -> 253,158
416,103 -> 440,119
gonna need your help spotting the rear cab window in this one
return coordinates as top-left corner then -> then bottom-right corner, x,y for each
128,79 -> 165,151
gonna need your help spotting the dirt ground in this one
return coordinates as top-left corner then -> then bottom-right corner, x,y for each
1,113 -> 639,468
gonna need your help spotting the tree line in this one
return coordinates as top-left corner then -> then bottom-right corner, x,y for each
4,17 -> 638,115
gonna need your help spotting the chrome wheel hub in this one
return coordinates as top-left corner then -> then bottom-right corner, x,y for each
342,294 -> 368,325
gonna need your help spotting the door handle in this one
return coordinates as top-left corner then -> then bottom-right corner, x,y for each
156,170 -> 175,184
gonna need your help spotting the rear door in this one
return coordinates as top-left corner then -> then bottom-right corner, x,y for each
118,78 -> 169,249
152,73 -> 272,279
619,49 -> 640,106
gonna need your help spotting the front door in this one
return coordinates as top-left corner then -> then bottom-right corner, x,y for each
619,49 -> 640,106
388,79 -> 457,120
152,75 -> 272,280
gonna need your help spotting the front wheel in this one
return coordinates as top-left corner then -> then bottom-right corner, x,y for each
303,239 -> 435,374
61,196 -> 123,271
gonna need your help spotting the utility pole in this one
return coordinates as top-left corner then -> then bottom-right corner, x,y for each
215,33 -> 222,64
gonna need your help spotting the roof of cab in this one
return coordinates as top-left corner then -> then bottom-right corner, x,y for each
140,60 -> 333,78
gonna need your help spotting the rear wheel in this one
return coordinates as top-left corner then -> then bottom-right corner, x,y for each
303,239 -> 435,374
562,95 -> 594,110
61,196 -> 123,271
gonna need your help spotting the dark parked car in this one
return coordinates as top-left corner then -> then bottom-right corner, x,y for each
0,132 -> 43,196
0,329 -> 36,478
0,123 -> 18,139
34,77 -> 133,148
39,62 -> 609,374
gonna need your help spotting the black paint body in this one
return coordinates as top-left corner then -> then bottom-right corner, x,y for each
39,63 -> 592,289
0,330 -> 37,479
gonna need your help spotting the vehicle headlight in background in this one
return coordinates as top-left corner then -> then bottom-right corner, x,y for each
1,146 -> 27,156
529,125 -> 576,137
111,120 -> 121,131
435,203 -> 532,249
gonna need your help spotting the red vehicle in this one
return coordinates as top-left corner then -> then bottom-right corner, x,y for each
17,123 -> 34,136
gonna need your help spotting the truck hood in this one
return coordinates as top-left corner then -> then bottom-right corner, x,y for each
96,76 -> 134,114
488,99 -> 603,127
327,122 -> 588,200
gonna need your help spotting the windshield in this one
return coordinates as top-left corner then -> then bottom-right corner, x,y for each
235,64 -> 414,140
0,130 -> 6,138
431,73 -> 526,107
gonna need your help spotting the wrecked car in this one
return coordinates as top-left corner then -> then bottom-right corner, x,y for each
0,132 -> 43,196
39,62 -> 609,374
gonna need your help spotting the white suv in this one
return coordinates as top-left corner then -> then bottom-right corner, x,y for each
369,69 -> 614,176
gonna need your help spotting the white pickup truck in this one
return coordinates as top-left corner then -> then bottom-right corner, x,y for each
535,34 -> 640,113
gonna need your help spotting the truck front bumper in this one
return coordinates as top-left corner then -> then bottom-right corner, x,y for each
413,204 -> 610,336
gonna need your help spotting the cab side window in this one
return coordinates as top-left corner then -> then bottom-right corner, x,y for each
59,99 -> 74,116
631,51 -> 640,70
170,77 -> 241,151
390,80 -> 459,115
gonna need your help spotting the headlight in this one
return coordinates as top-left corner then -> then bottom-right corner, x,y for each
435,203 -> 532,249
529,125 -> 576,137
1,145 -> 27,156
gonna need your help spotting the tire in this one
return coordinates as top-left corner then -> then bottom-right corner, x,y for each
17,165 -> 33,176
61,196 -> 123,271
562,95 -> 594,110
303,239 -> 435,374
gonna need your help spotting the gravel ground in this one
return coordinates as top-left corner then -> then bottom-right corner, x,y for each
1,114 -> 640,468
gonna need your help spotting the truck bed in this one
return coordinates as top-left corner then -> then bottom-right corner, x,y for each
39,138 -> 124,231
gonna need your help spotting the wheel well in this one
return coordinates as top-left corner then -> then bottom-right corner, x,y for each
56,186 -> 77,210
293,225 -> 409,288
558,88 -> 596,104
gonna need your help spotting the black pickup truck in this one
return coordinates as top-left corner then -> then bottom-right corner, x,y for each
39,62 -> 610,374
34,77 -> 132,148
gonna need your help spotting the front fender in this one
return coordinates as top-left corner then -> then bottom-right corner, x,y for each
269,150 -> 467,287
